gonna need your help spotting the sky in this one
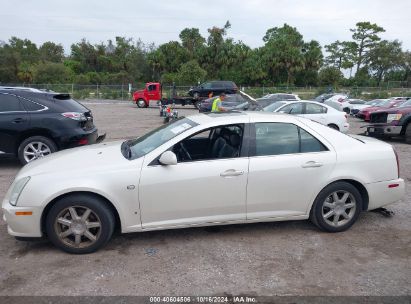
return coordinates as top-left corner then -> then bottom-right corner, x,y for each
1,0 -> 411,52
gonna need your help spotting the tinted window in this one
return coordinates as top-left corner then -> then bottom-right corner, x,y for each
306,103 -> 327,114
148,84 -> 156,91
254,123 -> 328,156
300,128 -> 328,153
255,123 -> 299,156
20,98 -> 45,111
202,82 -> 212,89
0,94 -> 24,112
262,101 -> 287,112
279,103 -> 303,114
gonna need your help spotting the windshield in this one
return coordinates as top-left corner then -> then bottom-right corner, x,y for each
377,100 -> 395,107
365,100 -> 384,106
121,117 -> 198,160
263,101 -> 287,112
399,100 -> 411,107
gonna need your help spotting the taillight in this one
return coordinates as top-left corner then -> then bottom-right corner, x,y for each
393,147 -> 400,178
61,112 -> 87,121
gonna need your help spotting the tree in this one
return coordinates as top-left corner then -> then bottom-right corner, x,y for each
262,24 -> 305,85
32,62 -> 73,83
324,40 -> 356,71
318,67 -> 343,86
367,40 -> 403,85
179,28 -> 206,58
295,40 -> 323,86
350,22 -> 385,75
39,42 -> 64,63
176,60 -> 207,84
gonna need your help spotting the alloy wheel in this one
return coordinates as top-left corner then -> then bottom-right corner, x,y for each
23,141 -> 52,163
322,190 -> 356,227
54,206 -> 102,249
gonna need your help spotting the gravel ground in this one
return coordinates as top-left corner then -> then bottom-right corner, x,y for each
0,100 -> 410,296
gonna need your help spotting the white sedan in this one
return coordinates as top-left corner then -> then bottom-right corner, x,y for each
2,112 -> 404,253
263,100 -> 349,132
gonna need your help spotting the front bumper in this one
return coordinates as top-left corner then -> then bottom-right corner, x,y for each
366,178 -> 405,210
365,124 -> 402,136
2,199 -> 43,237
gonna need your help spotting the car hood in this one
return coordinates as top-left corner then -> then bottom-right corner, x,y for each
16,141 -> 129,178
374,106 -> 411,114
360,106 -> 384,113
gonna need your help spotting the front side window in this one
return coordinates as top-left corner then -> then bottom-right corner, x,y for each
202,82 -> 212,89
122,117 -> 198,160
172,124 -> 244,162
0,94 -> 24,112
253,123 -> 327,156
279,103 -> 303,114
148,84 -> 156,91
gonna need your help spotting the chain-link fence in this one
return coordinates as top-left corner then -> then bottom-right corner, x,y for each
1,83 -> 411,100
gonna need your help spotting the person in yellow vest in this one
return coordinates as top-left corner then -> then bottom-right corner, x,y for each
211,93 -> 227,112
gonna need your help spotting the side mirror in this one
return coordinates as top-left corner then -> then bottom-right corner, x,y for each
159,151 -> 177,165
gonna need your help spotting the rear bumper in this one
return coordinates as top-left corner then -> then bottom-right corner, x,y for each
366,178 -> 405,210
58,128 -> 104,149
365,124 -> 402,136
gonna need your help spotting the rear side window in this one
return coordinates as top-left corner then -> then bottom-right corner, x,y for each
306,103 -> 327,114
299,128 -> 328,153
280,103 -> 303,114
255,123 -> 299,156
49,95 -> 88,113
0,94 -> 24,112
19,98 -> 45,111
253,123 -> 328,156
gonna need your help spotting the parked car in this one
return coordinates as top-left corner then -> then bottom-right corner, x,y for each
188,81 -> 238,99
3,112 -> 404,253
357,98 -> 408,121
367,99 -> 411,143
0,88 -> 105,165
339,99 -> 366,114
263,100 -> 349,132
198,92 -> 254,112
350,99 -> 387,116
315,93 -> 347,103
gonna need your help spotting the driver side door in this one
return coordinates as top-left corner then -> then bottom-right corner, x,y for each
138,124 -> 249,229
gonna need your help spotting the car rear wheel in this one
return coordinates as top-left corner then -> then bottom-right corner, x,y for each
310,182 -> 362,232
137,99 -> 147,108
18,136 -> 57,165
46,194 -> 115,254
194,101 -> 201,110
405,123 -> 411,144
193,92 -> 200,99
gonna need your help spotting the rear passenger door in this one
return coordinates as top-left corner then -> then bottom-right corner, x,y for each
0,93 -> 30,155
246,122 -> 336,219
303,103 -> 328,125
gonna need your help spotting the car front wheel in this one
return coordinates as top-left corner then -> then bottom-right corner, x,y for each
310,182 -> 362,232
137,99 -> 147,108
18,136 -> 57,165
46,194 -> 115,254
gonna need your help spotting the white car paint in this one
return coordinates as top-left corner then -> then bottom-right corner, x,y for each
266,100 -> 349,133
2,112 -> 404,240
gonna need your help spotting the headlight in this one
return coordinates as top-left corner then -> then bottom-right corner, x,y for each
9,176 -> 30,206
387,113 -> 402,123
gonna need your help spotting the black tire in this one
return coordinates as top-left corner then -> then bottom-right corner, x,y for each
137,99 -> 147,108
193,92 -> 200,100
18,136 -> 57,165
328,124 -> 339,131
343,107 -> 350,114
405,123 -> 411,144
194,101 -> 201,110
310,182 -> 362,232
45,194 -> 115,254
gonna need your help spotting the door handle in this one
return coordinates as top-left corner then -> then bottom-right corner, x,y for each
301,161 -> 323,168
220,169 -> 244,177
12,118 -> 26,123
